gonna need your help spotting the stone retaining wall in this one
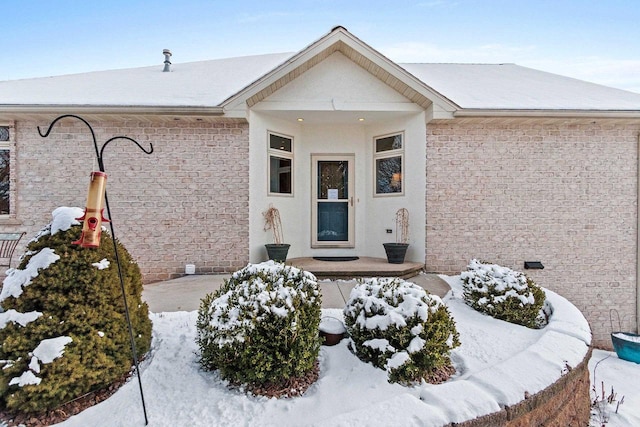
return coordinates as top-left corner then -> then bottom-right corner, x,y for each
456,347 -> 592,427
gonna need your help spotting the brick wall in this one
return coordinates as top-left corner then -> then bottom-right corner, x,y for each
426,119 -> 639,347
2,117 -> 250,282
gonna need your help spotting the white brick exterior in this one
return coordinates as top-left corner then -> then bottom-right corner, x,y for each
1,116 -> 638,346
2,118 -> 250,282
426,119 -> 639,346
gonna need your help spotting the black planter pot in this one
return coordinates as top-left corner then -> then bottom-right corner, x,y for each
265,243 -> 290,262
383,243 -> 409,264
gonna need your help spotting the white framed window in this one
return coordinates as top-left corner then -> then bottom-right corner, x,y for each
0,124 -> 13,215
374,132 -> 404,196
268,131 -> 293,196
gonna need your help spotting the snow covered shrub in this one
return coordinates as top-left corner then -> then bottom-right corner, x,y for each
0,207 -> 152,413
344,278 -> 460,385
461,259 -> 546,328
196,261 -> 321,392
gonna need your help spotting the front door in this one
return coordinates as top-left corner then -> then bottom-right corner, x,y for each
311,154 -> 355,248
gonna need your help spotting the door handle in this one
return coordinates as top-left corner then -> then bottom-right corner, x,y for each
350,197 -> 353,206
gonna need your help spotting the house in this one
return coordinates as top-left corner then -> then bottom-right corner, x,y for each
1,26 -> 639,347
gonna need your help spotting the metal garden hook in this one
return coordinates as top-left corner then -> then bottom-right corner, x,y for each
39,114 -> 152,425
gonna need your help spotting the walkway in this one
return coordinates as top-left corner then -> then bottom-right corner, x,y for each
142,272 -> 451,313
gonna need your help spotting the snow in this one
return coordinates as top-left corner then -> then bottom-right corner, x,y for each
589,349 -> 640,426
41,274 -> 638,427
402,62 -> 640,110
92,259 -> 111,270
613,332 -> 640,344
1,242 -> 635,427
319,316 -> 346,334
8,371 -> 41,387
33,336 -> 73,364
8,336 -> 74,389
2,52 -> 640,111
0,309 -> 42,328
50,207 -> 84,235
30,207 -> 84,243
0,247 -> 60,303
344,278 -> 439,331
461,259 -> 538,309
0,53 -> 292,107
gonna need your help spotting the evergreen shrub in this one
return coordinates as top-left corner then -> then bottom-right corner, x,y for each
0,207 -> 152,413
196,261 -> 321,388
344,278 -> 460,385
461,259 -> 547,328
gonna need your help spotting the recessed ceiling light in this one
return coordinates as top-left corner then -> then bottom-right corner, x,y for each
358,118 -> 365,122
297,118 -> 304,122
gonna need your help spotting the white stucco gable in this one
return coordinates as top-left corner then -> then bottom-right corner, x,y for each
252,52 -> 426,123
264,51 -> 412,105
222,26 -> 457,120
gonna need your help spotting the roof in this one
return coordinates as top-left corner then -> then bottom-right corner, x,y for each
1,27 -> 640,116
402,63 -> 640,110
0,53 -> 292,108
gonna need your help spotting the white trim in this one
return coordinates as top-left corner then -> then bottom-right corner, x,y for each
252,101 -> 424,112
0,105 -> 224,116
311,153 -> 355,248
267,130 -> 294,197
0,121 -> 15,218
454,109 -> 640,119
373,131 -> 405,197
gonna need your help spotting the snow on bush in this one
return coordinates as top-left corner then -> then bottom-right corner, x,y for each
196,261 -> 321,391
343,278 -> 460,385
461,259 -> 547,328
0,207 -> 152,413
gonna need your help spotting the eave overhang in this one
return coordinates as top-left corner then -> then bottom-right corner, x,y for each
0,104 -> 224,116
454,108 -> 640,119
0,104 -> 226,122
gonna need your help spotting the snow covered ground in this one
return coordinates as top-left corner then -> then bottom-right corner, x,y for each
3,209 -> 635,426
36,275 -> 640,427
589,349 -> 640,426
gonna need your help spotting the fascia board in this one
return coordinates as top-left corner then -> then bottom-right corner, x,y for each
0,105 -> 224,116
454,108 -> 640,119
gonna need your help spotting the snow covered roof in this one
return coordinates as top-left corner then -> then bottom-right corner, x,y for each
0,53 -> 292,108
1,26 -> 640,116
402,63 -> 640,110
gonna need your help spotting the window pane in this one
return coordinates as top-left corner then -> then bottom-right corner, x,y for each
317,161 -> 348,199
0,127 -> 8,141
0,149 -> 9,214
269,156 -> 292,194
375,134 -> 402,152
317,202 -> 348,241
376,156 -> 402,194
269,134 -> 292,152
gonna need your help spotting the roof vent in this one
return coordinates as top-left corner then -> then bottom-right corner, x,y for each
162,49 -> 172,72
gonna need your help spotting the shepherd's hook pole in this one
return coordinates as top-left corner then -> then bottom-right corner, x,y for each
38,115 -> 153,425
